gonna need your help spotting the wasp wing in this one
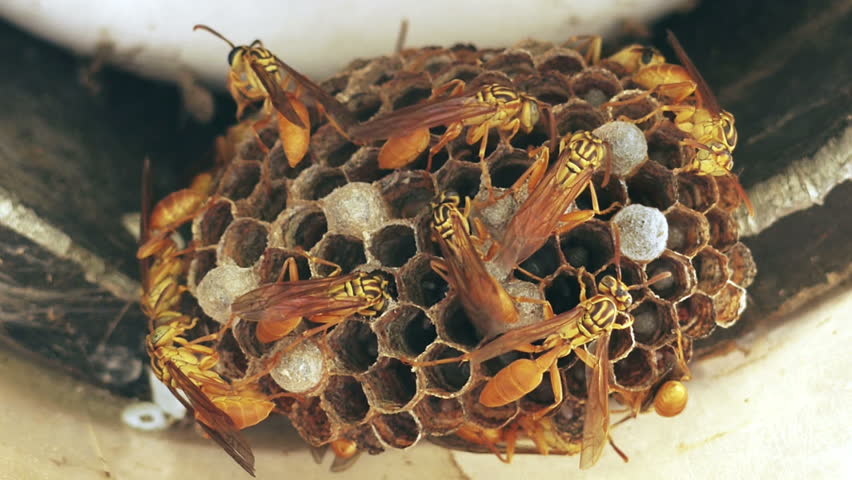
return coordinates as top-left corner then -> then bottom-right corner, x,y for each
163,361 -> 256,476
232,276 -> 370,322
273,56 -> 357,132
466,306 -> 587,365
436,210 -> 520,332
580,330 -> 611,470
493,166 -> 595,273
248,60 -> 306,128
666,30 -> 722,115
348,93 -> 497,142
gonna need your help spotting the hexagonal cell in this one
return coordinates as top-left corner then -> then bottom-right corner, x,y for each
537,47 -> 586,75
482,49 -> 535,77
342,147 -> 391,183
692,247 -> 730,295
326,320 -> 378,374
268,337 -> 327,394
463,382 -> 519,429
713,282 -> 747,328
236,132 -> 267,162
487,148 -> 535,189
187,247 -> 217,290
398,254 -> 448,308
665,206 -> 709,257
376,170 -> 435,219
517,370 -> 561,414
198,199 -> 234,246
517,73 -> 571,106
218,161 -> 261,201
363,357 -> 418,412
376,305 -> 437,358
676,172 -> 719,212
646,122 -> 689,171
213,329 -> 248,378
715,174 -> 749,213
630,299 -> 676,349
371,412 -> 421,449
369,224 -> 417,268
322,182 -> 391,237
324,375 -> 370,424
676,293 -> 717,338
278,206 -> 328,251
436,297 -> 485,348
432,62 -> 483,87
219,219 -> 269,267
608,322 -> 636,361
435,160 -> 482,201
626,161 -> 677,211
406,50 -> 454,76
612,347 -> 655,390
516,237 -> 561,282
706,207 -> 739,251
267,142 -> 311,180
605,89 -> 662,131
295,166 -> 348,201
569,68 -> 622,106
726,242 -> 757,288
553,99 -> 607,134
646,251 -> 695,302
255,248 -> 311,284
348,92 -> 383,123
288,397 -> 333,446
558,219 -> 614,273
417,344 -> 471,397
250,179 -> 288,222
544,269 -> 584,315
563,356 -> 589,399
312,234 -> 366,276
412,396 -> 464,435
576,172 -> 628,218
388,76 -> 433,111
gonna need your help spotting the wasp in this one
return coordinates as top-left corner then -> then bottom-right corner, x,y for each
194,25 -> 355,167
230,254 -> 391,384
566,35 -> 666,74
139,159 -> 269,476
348,81 -> 556,170
414,267 -> 669,468
430,192 -> 522,332
487,131 -> 611,277
605,31 -> 753,215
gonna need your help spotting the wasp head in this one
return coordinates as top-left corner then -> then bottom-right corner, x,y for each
598,275 -> 633,310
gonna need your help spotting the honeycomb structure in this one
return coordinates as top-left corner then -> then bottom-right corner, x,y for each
161,38 -> 756,460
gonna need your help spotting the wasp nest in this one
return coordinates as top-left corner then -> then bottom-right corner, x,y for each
160,38 -> 756,461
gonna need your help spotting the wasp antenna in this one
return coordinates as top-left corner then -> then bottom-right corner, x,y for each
193,24 -> 237,49
640,271 -> 673,290
612,225 -> 623,280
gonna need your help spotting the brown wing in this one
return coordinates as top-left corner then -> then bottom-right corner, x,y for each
666,30 -> 722,115
248,60 -> 306,128
272,56 -> 357,132
466,306 -> 587,365
163,361 -> 256,476
493,166 -> 594,273
348,93 -> 497,142
232,276 -> 369,322
580,331 -> 611,470
437,211 -> 520,329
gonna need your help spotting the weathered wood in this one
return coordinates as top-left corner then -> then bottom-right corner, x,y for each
0,19 -> 232,395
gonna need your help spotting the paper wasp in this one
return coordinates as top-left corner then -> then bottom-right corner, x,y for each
487,131 -> 611,276
194,25 -> 355,167
139,159 -> 264,476
348,81 -> 556,170
413,267 -> 670,468
230,253 -> 391,384
429,192 -> 521,333
566,35 -> 666,74
604,31 -> 753,215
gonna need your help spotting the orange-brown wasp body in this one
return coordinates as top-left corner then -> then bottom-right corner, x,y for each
349,81 -> 553,170
430,192 -> 520,332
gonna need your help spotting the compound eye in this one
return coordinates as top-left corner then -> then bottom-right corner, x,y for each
227,47 -> 242,65
640,48 -> 655,66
